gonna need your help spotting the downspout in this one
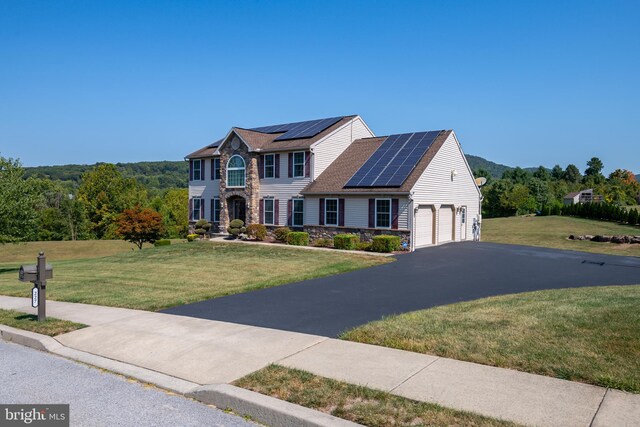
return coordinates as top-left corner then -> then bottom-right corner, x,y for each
409,192 -> 415,252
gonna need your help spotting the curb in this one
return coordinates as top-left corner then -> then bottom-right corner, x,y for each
188,384 -> 362,427
0,325 -> 363,427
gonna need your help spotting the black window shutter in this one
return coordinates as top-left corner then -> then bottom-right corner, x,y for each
274,199 -> 280,225
288,153 -> 293,178
200,198 -> 205,219
189,198 -> 193,221
258,155 -> 264,179
368,199 -> 375,228
259,199 -> 264,224
287,199 -> 292,226
189,160 -> 194,181
392,199 -> 399,229
305,152 -> 311,177
319,198 -> 325,226
210,199 -> 214,221
275,154 -> 280,178
210,160 -> 214,180
338,198 -> 345,226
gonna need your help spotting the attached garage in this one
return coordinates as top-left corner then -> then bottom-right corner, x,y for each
438,205 -> 454,243
415,205 -> 434,247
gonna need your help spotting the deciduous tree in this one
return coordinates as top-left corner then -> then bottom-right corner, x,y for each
116,206 -> 164,249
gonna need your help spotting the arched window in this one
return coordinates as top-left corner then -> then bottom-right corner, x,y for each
227,155 -> 246,187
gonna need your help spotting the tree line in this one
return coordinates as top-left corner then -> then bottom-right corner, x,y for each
477,157 -> 639,218
0,155 -> 188,243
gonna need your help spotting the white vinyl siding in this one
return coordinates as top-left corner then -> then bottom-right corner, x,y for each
304,196 -> 409,229
411,131 -> 481,243
189,158 -> 220,219
312,117 -> 374,179
259,153 -> 311,226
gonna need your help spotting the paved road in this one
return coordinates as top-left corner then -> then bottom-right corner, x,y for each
163,242 -> 640,337
0,341 -> 254,427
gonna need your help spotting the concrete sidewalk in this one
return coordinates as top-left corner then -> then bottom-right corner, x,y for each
1,296 -> 638,427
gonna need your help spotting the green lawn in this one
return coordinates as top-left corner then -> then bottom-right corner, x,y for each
235,365 -> 517,427
483,216 -> 640,257
0,241 -> 390,311
0,309 -> 87,336
0,239 -> 157,264
342,285 -> 640,393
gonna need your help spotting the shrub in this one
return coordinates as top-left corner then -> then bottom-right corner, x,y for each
356,241 -> 372,251
313,238 -> 333,248
274,227 -> 291,242
227,219 -> 246,238
333,234 -> 360,250
246,224 -> 267,241
628,208 -> 639,226
287,231 -> 309,246
371,235 -> 401,253
187,234 -> 198,242
154,239 -> 171,247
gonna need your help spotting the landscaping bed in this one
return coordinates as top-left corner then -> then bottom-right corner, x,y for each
0,309 -> 87,336
341,285 -> 640,393
235,365 -> 517,427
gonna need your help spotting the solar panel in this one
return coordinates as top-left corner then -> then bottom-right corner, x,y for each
344,130 -> 442,188
248,117 -> 343,141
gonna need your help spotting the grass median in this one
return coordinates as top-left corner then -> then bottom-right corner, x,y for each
0,309 -> 87,336
235,365 -> 517,427
342,285 -> 640,393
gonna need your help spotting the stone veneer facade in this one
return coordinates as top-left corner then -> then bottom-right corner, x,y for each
218,135 -> 260,233
304,225 -> 411,247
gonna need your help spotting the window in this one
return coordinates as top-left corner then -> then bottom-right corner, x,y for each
212,158 -> 220,180
193,159 -> 202,181
213,197 -> 220,222
264,199 -> 274,225
292,199 -> 304,227
375,199 -> 391,228
264,154 -> 275,178
192,198 -> 202,221
325,198 -> 338,226
293,152 -> 305,177
227,155 -> 245,187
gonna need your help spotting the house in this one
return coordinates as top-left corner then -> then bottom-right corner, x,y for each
186,115 -> 481,251
563,189 -> 604,205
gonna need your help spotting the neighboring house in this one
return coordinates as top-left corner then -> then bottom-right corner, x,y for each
563,189 -> 604,205
186,115 -> 481,251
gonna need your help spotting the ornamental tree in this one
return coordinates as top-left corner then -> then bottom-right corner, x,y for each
116,206 -> 164,249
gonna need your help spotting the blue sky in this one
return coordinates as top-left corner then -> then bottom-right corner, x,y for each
1,1 -> 638,174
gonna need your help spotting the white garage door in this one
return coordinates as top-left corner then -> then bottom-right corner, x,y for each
415,205 -> 434,247
438,205 -> 454,243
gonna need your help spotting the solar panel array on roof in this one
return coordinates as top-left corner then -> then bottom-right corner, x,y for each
345,130 -> 442,188
249,116 -> 343,141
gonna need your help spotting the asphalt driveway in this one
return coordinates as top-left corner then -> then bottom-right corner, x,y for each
162,242 -> 640,337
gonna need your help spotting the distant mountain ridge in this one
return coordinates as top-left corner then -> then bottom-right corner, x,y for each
23,155 -> 528,191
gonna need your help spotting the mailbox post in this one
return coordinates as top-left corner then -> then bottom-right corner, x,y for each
18,252 -> 53,322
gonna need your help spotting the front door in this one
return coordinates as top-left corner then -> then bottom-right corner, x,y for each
230,198 -> 246,223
